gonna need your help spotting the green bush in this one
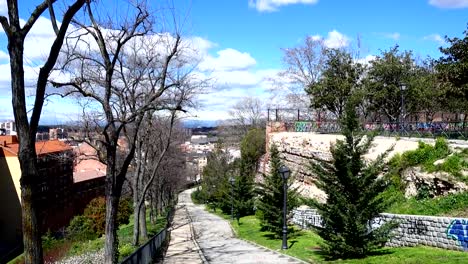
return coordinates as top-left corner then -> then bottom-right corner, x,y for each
66,215 -> 98,241
400,138 -> 450,169
83,196 -> 134,236
42,230 -> 60,251
191,188 -> 205,204
387,191 -> 468,216
119,243 -> 136,260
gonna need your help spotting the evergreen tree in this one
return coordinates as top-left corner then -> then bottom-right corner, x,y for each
232,160 -> 256,221
256,144 -> 299,238
310,103 -> 395,259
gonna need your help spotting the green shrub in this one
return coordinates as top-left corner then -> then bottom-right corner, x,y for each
42,230 -> 60,251
191,189 -> 205,204
388,191 -> 468,215
83,196 -> 134,236
119,243 -> 136,260
66,215 -> 98,241
400,138 -> 450,169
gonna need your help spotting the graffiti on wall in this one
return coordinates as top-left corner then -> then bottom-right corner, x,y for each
446,219 -> 468,251
295,121 -> 315,132
406,220 -> 428,235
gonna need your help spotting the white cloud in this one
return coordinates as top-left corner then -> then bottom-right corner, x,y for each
429,0 -> 468,8
382,32 -> 401,41
424,33 -> 445,44
0,50 -> 8,60
0,1 -> 7,16
248,0 -> 318,12
312,30 -> 350,49
355,55 -> 376,65
199,48 -> 256,71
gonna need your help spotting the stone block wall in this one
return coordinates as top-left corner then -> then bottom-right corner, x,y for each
292,208 -> 468,252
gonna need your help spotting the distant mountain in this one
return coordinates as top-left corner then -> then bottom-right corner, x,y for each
182,119 -> 219,128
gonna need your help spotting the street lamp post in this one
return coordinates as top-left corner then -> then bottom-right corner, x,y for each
229,176 -> 235,221
279,165 -> 290,250
400,83 -> 407,135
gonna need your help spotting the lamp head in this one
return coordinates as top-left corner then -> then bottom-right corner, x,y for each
279,165 -> 290,180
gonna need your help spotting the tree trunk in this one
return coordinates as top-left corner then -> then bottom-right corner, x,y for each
8,30 -> 44,264
19,154 -> 43,264
132,189 -> 140,246
104,191 -> 120,264
150,193 -> 156,224
139,203 -> 148,240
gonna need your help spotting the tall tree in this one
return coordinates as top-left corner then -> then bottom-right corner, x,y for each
411,59 -> 445,122
310,103 -> 395,259
306,48 -> 364,120
240,128 -> 266,175
365,46 -> 416,123
51,1 -> 189,262
256,144 -> 299,237
228,96 -> 265,134
271,36 -> 326,108
0,1 -> 85,263
436,25 -> 468,120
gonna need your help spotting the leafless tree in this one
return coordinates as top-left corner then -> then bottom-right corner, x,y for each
0,1 -> 85,263
269,37 -> 326,109
228,96 -> 265,134
49,1 -> 195,262
129,111 -> 189,245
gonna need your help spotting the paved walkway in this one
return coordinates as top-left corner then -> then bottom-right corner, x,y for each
164,189 -> 303,264
164,193 -> 204,263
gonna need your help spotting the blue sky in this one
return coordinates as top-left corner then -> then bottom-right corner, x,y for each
0,0 -> 467,124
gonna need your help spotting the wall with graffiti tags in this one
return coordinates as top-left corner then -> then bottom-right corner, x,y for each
292,208 -> 468,252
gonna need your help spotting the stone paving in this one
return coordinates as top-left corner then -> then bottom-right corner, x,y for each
164,189 -> 304,264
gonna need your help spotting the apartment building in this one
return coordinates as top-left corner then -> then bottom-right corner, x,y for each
0,136 -> 74,260
0,121 -> 16,135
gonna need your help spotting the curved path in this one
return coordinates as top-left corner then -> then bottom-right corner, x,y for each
164,189 -> 303,264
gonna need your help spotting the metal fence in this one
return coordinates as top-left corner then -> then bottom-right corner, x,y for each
278,120 -> 468,139
120,229 -> 167,264
120,207 -> 175,264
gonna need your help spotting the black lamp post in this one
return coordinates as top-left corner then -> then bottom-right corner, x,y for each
400,83 -> 407,135
229,176 -> 235,220
279,165 -> 290,250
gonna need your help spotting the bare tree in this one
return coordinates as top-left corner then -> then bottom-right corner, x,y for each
49,1 -> 192,262
129,110 -> 189,245
269,37 -> 326,108
228,96 -> 265,134
0,1 -> 85,263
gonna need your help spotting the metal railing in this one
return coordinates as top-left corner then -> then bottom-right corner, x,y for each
277,120 -> 468,139
119,229 -> 167,264
119,207 -> 175,264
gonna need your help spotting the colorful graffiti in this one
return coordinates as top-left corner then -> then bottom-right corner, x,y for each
295,121 -> 315,132
446,219 -> 468,251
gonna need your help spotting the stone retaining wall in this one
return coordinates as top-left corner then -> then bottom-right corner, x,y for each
292,208 -> 468,252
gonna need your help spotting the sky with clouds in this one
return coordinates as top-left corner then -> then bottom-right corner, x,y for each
0,0 -> 467,124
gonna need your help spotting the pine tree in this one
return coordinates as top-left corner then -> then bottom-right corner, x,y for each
310,103 -> 395,259
232,161 -> 255,220
256,144 -> 299,238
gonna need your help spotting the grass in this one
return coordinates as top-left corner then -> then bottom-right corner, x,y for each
210,210 -> 468,264
387,191 -> 468,217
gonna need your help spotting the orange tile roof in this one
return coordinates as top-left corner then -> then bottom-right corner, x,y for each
0,139 -> 72,157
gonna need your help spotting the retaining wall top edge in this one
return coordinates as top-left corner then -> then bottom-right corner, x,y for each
293,209 -> 468,221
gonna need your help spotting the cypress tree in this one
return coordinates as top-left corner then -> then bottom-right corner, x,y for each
310,103 -> 396,259
256,143 -> 299,237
